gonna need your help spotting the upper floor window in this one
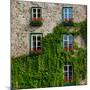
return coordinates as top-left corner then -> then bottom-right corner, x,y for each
30,33 -> 42,53
31,7 -> 42,20
63,7 -> 73,20
63,34 -> 74,51
64,65 -> 73,82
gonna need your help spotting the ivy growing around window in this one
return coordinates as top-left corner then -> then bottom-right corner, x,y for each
11,20 -> 87,89
30,33 -> 42,54
63,34 -> 74,51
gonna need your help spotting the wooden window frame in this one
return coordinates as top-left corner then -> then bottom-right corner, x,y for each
64,65 -> 73,82
30,33 -> 42,52
63,7 -> 73,20
31,7 -> 42,19
63,34 -> 74,51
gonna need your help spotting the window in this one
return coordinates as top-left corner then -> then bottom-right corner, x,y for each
30,33 -> 42,52
32,7 -> 42,20
63,35 -> 74,50
63,7 -> 72,20
64,65 -> 73,81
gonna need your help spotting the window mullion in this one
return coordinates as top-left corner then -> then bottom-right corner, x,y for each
68,65 -> 69,81
67,36 -> 69,51
31,35 -> 33,50
63,36 -> 64,49
36,35 -> 38,50
36,8 -> 38,19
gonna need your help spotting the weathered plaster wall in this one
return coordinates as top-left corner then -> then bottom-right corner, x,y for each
11,0 -> 87,57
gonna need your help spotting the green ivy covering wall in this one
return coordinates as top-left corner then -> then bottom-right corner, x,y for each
11,20 -> 87,89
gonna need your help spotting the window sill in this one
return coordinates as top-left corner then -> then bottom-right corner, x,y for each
62,20 -> 73,26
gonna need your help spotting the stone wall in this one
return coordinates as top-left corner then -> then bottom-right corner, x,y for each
11,0 -> 87,57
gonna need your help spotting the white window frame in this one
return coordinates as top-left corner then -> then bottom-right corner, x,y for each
32,7 -> 41,19
31,34 -> 42,51
64,65 -> 73,81
63,7 -> 72,20
63,35 -> 73,50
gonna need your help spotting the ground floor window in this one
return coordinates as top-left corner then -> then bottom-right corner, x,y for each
30,33 -> 42,52
64,65 -> 73,82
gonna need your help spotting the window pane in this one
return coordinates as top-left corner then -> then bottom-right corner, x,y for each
65,14 -> 67,19
64,66 -> 67,71
38,14 -> 41,18
64,8 -> 67,13
64,72 -> 68,81
33,42 -> 36,47
37,36 -> 41,41
33,9 -> 36,13
64,72 -> 68,76
63,35 -> 67,40
69,40 -> 73,45
33,14 -> 36,18
69,66 -> 72,71
69,44 -> 73,48
37,42 -> 41,47
63,8 -> 67,19
69,35 -> 73,41
33,36 -> 36,41
69,71 -> 72,77
38,9 -> 41,13
64,41 -> 68,47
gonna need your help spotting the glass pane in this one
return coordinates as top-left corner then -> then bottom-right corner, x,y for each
33,36 -> 36,41
64,41 -> 68,47
33,9 -> 36,13
37,42 -> 41,47
37,36 -> 41,41
69,8 -> 72,18
69,66 -> 72,71
64,72 -> 68,76
69,40 -> 73,44
33,14 -> 36,18
69,8 -> 72,14
38,14 -> 41,18
64,72 -> 68,81
38,9 -> 41,13
63,35 -> 67,40
69,44 -> 72,48
69,35 -> 73,41
33,42 -> 36,47
69,71 -> 72,77
64,66 -> 67,71
65,14 -> 67,19
64,8 -> 67,13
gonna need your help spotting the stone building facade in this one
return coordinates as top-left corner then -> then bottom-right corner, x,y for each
11,0 -> 87,57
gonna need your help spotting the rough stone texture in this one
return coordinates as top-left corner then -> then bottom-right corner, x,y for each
11,0 -> 87,57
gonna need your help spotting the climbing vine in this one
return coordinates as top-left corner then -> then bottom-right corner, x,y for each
11,20 -> 87,89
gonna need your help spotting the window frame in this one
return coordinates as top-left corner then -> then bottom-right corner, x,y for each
64,65 -> 73,81
62,7 -> 73,20
31,7 -> 42,20
30,33 -> 43,52
63,34 -> 74,51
